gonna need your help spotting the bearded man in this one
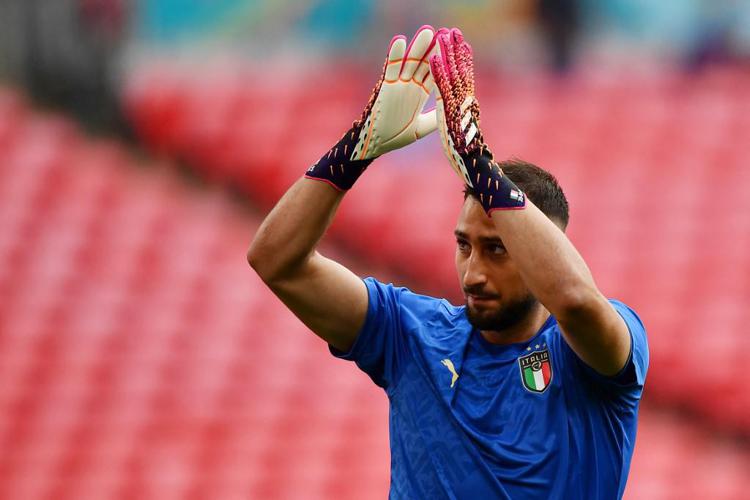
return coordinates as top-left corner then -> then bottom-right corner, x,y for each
248,26 -> 648,499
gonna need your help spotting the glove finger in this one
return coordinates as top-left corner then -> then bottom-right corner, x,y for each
465,42 -> 476,94
453,30 -> 468,73
456,38 -> 474,94
413,57 -> 431,83
401,25 -> 435,81
435,32 -> 458,109
415,108 -> 437,139
436,27 -> 451,39
441,32 -> 459,86
436,31 -> 452,70
385,35 -> 407,82
425,28 -> 450,91
413,29 -> 444,84
429,53 -> 449,100
451,27 -> 464,45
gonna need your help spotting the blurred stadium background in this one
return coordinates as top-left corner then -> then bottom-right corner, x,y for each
1,1 -> 749,498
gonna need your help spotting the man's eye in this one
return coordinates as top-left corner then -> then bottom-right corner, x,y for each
457,240 -> 470,251
490,244 -> 506,255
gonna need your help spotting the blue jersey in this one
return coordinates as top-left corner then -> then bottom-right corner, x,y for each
331,278 -> 649,499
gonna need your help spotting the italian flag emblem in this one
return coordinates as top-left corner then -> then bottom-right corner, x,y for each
518,349 -> 552,393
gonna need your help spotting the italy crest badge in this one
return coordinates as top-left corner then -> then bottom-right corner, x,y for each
518,349 -> 552,393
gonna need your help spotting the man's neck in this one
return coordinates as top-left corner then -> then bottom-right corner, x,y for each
480,304 -> 551,346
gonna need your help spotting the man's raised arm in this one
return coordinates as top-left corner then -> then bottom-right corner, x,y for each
430,29 -> 630,376
248,179 -> 368,352
248,26 -> 441,352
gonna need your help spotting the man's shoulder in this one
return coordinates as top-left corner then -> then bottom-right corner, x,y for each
605,298 -> 648,342
363,277 -> 466,328
364,277 -> 459,309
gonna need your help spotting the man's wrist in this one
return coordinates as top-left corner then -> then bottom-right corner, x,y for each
304,123 -> 375,191
462,148 -> 526,214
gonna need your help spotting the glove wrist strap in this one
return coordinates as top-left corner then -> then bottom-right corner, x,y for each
304,124 -> 373,191
461,147 -> 526,214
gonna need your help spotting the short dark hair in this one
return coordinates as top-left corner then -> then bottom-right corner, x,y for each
463,159 -> 569,229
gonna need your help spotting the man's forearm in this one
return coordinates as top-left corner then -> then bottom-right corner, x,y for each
490,201 -> 600,318
492,201 -> 632,374
246,27 -> 442,350
247,178 -> 344,283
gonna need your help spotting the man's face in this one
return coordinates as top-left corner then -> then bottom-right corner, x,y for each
454,196 -> 537,331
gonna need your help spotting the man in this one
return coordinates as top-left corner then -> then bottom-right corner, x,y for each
247,25 -> 648,499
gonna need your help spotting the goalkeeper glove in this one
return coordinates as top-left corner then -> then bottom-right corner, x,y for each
305,25 -> 442,191
430,28 -> 526,214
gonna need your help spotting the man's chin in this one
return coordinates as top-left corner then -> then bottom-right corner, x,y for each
465,304 -> 503,330
467,303 -> 496,317
467,316 -> 503,331
464,294 -> 538,331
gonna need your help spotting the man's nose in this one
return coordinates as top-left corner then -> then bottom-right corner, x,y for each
463,252 -> 487,288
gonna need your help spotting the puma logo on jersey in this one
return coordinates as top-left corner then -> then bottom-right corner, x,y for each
441,358 -> 459,388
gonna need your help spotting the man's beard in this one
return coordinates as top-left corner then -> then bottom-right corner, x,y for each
465,293 -> 538,331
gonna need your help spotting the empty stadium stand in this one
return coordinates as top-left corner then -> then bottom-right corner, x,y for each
1,69 -> 749,499
122,63 -> 750,436
0,88 -> 392,499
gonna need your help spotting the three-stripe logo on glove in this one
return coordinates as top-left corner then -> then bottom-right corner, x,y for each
461,106 -> 478,146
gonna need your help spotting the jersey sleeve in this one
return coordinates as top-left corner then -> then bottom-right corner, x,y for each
566,299 -> 649,390
328,277 -> 409,389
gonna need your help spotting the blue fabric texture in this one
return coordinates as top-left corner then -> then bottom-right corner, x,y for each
331,277 -> 649,500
